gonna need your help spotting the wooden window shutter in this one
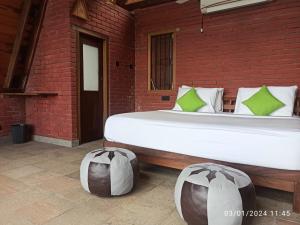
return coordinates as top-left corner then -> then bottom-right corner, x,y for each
150,32 -> 174,91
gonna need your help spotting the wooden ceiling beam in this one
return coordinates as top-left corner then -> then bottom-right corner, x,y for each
118,0 -> 176,10
22,0 -> 48,89
125,0 -> 144,5
3,0 -> 31,89
3,0 -> 49,91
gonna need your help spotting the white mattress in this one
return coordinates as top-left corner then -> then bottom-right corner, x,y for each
104,110 -> 300,170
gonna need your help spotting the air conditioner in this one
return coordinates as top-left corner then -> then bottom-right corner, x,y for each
201,0 -> 273,14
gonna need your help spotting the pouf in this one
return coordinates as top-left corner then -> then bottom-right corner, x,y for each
80,147 -> 138,197
175,163 -> 256,225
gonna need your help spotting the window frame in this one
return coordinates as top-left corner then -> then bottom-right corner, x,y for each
148,30 -> 176,92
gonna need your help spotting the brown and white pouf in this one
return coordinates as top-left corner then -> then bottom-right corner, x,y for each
80,147 -> 138,197
175,163 -> 256,225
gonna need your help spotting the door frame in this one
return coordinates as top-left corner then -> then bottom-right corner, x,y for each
73,25 -> 109,144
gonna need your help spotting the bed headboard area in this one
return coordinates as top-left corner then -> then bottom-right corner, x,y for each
223,96 -> 300,116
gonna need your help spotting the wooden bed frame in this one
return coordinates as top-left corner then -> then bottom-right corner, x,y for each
104,95 -> 300,212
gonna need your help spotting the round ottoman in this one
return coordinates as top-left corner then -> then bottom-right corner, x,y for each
80,147 -> 138,197
175,163 -> 256,225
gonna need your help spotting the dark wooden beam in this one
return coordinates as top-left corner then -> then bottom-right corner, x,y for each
117,0 -> 176,11
3,0 -> 31,89
3,0 -> 49,91
22,0 -> 48,89
125,0 -> 144,5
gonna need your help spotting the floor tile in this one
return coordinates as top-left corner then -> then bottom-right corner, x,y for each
1,165 -> 44,179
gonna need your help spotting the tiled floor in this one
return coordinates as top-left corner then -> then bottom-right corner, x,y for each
0,140 -> 299,225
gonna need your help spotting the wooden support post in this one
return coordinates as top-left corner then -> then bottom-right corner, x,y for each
293,182 -> 300,213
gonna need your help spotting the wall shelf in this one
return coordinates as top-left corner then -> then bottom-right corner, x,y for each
1,92 -> 58,97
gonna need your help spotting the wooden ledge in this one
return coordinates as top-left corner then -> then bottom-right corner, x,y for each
1,92 -> 58,97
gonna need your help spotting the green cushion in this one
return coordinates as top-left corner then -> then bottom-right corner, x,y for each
176,88 -> 206,112
242,86 -> 285,116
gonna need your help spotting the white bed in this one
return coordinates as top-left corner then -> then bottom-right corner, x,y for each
104,110 -> 300,171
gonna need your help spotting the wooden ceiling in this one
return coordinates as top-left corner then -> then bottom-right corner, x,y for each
117,0 -> 176,11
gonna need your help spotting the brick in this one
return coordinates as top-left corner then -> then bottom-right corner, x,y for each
134,0 -> 300,111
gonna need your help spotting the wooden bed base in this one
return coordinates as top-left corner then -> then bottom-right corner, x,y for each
104,95 -> 300,211
104,140 -> 300,213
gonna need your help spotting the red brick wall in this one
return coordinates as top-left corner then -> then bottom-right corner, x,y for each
26,0 -> 74,140
25,0 -> 135,141
70,0 -> 135,139
135,0 -> 300,111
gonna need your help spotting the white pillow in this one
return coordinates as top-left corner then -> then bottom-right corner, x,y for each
182,85 -> 224,112
234,85 -> 298,116
173,87 -> 218,113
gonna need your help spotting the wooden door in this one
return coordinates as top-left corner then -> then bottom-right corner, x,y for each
79,34 -> 103,144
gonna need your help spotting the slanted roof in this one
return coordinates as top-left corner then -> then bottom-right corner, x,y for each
0,0 -> 47,92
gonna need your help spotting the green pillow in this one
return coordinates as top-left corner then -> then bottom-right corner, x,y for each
242,86 -> 285,116
176,88 -> 206,112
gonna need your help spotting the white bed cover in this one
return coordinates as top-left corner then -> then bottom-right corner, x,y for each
104,110 -> 300,170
